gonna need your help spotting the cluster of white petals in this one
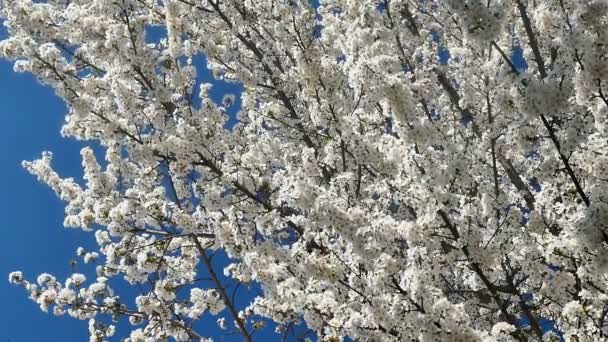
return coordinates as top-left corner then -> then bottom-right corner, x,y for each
3,0 -> 608,340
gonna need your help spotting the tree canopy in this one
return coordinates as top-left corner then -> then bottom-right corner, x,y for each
3,0 -> 608,341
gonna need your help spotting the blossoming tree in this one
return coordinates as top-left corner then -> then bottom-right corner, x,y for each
3,0 -> 608,340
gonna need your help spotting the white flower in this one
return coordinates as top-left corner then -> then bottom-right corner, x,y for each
563,301 -> 584,318
217,317 -> 227,330
104,296 -> 118,308
37,273 -> 56,286
37,289 -> 58,312
222,94 -> 236,107
8,271 -> 23,284
491,322 -> 517,336
188,288 -> 225,319
128,314 -> 144,326
57,288 -> 77,304
95,230 -> 111,246
3,0 -> 608,341
70,274 -> 86,286
127,329 -> 146,342
84,252 -> 99,264
53,305 -> 66,316
89,282 -> 106,293
13,59 -> 31,73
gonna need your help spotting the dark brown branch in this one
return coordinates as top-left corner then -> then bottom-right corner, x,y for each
194,152 -> 327,253
493,8 -> 589,206
499,157 -> 536,210
191,236 -> 253,342
598,80 -> 608,109
502,259 -> 544,340
539,114 -> 589,206
433,68 -> 536,209
515,0 -> 547,78
436,210 -> 527,341
400,3 -> 420,37
491,41 -> 519,75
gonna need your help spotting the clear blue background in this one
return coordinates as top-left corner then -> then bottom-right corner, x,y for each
0,48 -> 94,340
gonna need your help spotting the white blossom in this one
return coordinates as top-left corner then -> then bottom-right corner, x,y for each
70,274 -> 86,287
491,322 -> 517,336
8,271 -> 23,284
3,0 -> 608,340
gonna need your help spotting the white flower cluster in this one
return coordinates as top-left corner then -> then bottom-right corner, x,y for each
3,0 -> 608,340
447,0 -> 507,44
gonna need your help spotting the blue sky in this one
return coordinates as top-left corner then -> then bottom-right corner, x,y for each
0,54 -> 93,340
